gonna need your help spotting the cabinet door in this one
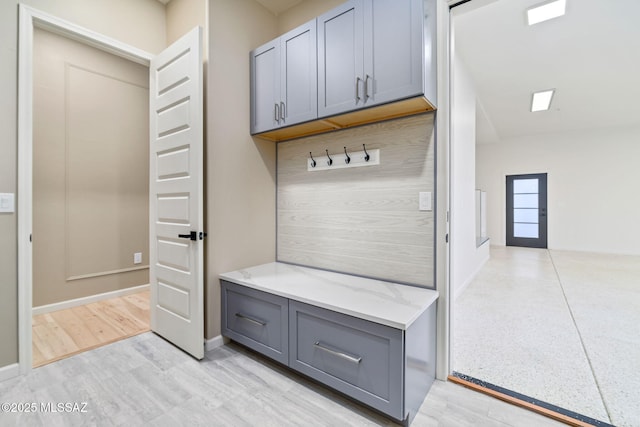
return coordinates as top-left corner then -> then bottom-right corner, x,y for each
317,0 -> 364,118
281,20 -> 317,127
363,0 -> 424,107
221,281 -> 289,365
250,40 -> 280,134
289,300 -> 404,420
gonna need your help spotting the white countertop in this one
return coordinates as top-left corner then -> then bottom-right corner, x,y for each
219,262 -> 438,330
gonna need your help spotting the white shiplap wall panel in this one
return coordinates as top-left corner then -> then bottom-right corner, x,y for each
277,114 -> 435,287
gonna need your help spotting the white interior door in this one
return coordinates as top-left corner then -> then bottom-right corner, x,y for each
149,27 -> 204,359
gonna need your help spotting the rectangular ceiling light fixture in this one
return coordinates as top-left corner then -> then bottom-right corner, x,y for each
531,89 -> 555,112
527,0 -> 566,25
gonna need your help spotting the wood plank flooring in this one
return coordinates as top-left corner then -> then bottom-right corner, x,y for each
2,333 -> 566,426
32,290 -> 150,368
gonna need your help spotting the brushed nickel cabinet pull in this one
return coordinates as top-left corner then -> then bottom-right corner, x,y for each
235,312 -> 266,326
314,341 -> 362,364
274,103 -> 280,123
364,74 -> 371,101
355,76 -> 361,102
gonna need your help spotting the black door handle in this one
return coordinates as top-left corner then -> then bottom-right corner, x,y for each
178,231 -> 207,241
178,231 -> 198,241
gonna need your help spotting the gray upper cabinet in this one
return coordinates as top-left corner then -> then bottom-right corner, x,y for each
318,0 -> 425,118
250,40 -> 279,134
317,0 -> 365,117
364,0 -> 424,107
250,20 -> 317,135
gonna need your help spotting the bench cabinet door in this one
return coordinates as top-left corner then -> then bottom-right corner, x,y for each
289,300 -> 404,421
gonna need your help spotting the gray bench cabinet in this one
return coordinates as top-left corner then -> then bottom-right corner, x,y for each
220,274 -> 437,425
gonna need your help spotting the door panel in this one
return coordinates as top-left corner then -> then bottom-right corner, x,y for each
318,0 -> 364,117
364,0 -> 423,106
506,173 -> 547,248
250,40 -> 279,134
281,20 -> 317,126
150,27 -> 204,359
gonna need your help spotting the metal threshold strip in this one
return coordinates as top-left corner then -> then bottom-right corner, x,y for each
448,372 -> 614,427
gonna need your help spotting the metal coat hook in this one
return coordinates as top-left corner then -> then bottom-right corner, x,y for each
309,152 -> 316,168
344,147 -> 351,164
326,149 -> 333,166
363,144 -> 370,162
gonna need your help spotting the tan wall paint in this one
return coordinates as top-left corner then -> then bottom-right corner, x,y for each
277,0 -> 344,33
32,29 -> 150,307
0,0 -> 165,368
166,0 -> 207,48
0,0 -> 18,370
206,0 -> 278,339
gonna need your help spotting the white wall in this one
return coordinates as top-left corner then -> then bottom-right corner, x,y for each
451,50 -> 489,299
476,125 -> 640,255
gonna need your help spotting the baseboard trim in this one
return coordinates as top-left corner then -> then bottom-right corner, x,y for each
32,284 -> 150,316
454,249 -> 490,301
205,335 -> 227,352
0,363 -> 20,383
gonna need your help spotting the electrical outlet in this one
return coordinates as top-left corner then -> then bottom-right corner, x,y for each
134,252 -> 142,264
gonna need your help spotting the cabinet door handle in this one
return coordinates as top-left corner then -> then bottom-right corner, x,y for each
314,341 -> 362,364
364,74 -> 371,101
355,76 -> 361,102
235,312 -> 266,326
280,101 -> 286,121
274,103 -> 280,123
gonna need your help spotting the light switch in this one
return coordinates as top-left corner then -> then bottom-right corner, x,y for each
0,193 -> 15,213
419,192 -> 432,211
134,252 -> 142,264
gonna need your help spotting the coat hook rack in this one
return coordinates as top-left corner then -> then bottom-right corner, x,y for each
307,146 -> 380,171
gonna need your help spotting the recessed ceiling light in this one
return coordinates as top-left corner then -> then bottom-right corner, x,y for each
531,89 -> 555,112
527,0 -> 566,25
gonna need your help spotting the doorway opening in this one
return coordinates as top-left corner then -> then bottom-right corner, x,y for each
506,173 -> 547,248
30,25 -> 151,368
450,0 -> 640,425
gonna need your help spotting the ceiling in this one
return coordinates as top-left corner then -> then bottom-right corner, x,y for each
453,0 -> 640,143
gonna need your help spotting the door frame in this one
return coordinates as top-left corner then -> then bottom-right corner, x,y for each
17,4 -> 153,375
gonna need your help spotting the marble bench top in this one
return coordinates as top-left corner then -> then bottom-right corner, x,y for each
219,262 -> 438,330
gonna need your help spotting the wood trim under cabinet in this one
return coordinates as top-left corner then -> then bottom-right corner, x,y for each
255,96 -> 435,142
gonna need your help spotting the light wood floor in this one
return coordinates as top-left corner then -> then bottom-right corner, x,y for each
32,290 -> 150,368
2,333 -> 565,426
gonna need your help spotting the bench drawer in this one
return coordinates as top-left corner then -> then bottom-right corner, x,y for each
289,300 -> 404,420
221,280 -> 288,364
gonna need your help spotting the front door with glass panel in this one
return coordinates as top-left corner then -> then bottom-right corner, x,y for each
506,173 -> 547,248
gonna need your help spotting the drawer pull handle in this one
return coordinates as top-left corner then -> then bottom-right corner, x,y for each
314,341 -> 362,364
235,313 -> 266,326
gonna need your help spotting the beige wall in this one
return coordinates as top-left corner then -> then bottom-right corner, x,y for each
32,29 -> 150,307
0,0 -> 165,368
206,0 -> 278,339
166,0 -> 207,47
277,0 -> 343,33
